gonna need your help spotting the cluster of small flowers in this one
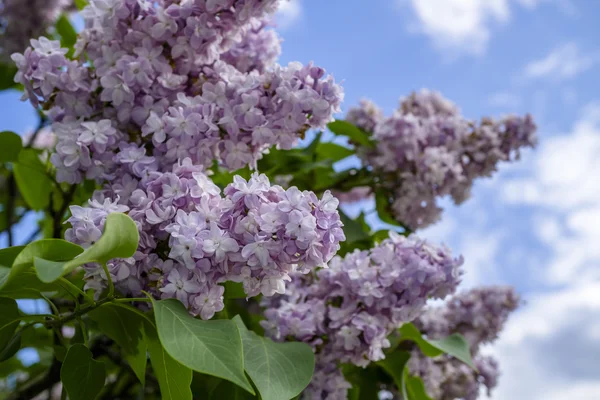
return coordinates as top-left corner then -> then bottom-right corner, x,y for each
0,0 -> 72,60
261,232 -> 464,399
407,286 -> 520,400
12,0 -> 344,184
346,90 -> 537,230
220,18 -> 282,74
66,168 -> 344,319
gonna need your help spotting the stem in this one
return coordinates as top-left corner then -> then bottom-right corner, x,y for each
59,277 -> 96,304
114,297 -> 151,303
45,295 -> 114,329
52,185 -> 76,239
40,293 -> 60,316
6,174 -> 15,247
101,263 -> 115,298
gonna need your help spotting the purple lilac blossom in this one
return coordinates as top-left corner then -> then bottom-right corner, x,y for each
0,0 -> 72,60
13,0 -> 345,318
261,232 -> 463,398
66,169 -> 345,319
13,0 -> 344,184
346,90 -> 537,230
407,286 -> 520,400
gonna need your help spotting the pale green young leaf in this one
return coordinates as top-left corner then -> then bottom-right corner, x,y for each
33,213 -> 139,283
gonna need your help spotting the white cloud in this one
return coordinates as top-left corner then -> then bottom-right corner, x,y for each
400,0 -> 579,57
489,282 -> 600,399
275,0 -> 302,29
402,0 -> 509,56
522,43 -> 598,81
502,103 -> 600,285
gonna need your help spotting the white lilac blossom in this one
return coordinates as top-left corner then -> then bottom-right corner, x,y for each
406,286 -> 520,400
13,0 -> 343,185
0,0 -> 72,60
347,90 -> 537,230
261,232 -> 463,398
66,168 -> 345,319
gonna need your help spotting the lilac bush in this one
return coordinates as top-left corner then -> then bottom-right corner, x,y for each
0,1 -> 529,399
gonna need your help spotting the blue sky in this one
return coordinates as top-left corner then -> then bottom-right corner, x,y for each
2,1 -> 599,398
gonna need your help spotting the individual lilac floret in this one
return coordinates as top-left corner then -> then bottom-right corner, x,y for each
0,0 -> 72,60
407,286 -> 519,400
261,232 -> 463,398
13,0 -> 344,184
345,90 -> 537,230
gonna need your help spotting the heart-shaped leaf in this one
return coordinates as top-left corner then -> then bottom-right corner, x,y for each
152,298 -> 253,394
145,321 -> 193,400
89,303 -> 148,385
233,315 -> 314,400
60,344 -> 106,400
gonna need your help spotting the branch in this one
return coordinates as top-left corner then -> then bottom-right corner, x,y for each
6,174 -> 15,246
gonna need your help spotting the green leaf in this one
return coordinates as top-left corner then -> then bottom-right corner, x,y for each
33,213 -> 139,283
209,379 -> 255,400
0,246 -> 25,268
88,303 -> 147,385
75,0 -> 88,10
428,334 -> 476,370
327,120 -> 375,148
316,142 -> 354,162
145,322 -> 193,400
0,298 -> 21,360
0,131 -> 23,163
60,344 -> 106,400
377,350 -> 411,396
375,192 -> 404,227
13,149 -> 53,210
151,298 -> 253,394
233,316 -> 314,400
223,281 -> 247,300
0,64 -> 18,91
405,375 -> 433,400
339,210 -> 371,244
56,15 -> 78,53
398,323 -> 476,370
0,240 -> 83,298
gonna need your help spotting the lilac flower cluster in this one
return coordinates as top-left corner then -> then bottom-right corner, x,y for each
66,169 -> 344,319
0,0 -> 72,60
346,90 -> 537,230
13,0 -> 343,184
221,18 -> 282,74
262,232 -> 463,398
407,286 -> 520,400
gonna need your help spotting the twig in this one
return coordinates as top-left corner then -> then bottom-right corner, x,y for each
6,174 -> 15,246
